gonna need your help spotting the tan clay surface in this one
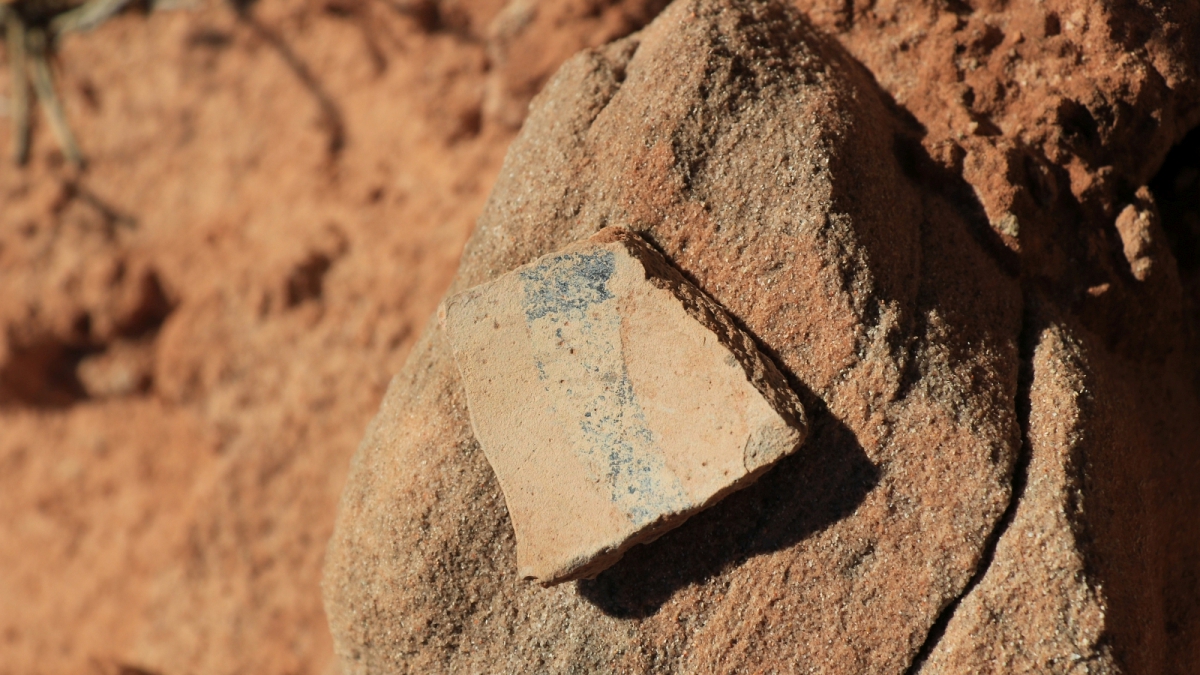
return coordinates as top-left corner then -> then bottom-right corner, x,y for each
445,227 -> 806,584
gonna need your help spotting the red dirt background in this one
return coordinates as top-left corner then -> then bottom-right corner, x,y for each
0,0 -> 516,671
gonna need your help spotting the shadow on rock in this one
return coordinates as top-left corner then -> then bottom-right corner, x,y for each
577,401 -> 878,619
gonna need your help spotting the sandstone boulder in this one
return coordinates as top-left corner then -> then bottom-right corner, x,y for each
323,0 -> 1027,671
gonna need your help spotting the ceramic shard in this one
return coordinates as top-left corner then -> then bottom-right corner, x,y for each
443,226 -> 807,585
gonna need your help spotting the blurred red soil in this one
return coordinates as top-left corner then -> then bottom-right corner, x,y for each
0,0 -> 515,671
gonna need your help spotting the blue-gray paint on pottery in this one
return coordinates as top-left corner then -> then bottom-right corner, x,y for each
519,251 -> 616,323
519,250 -> 688,526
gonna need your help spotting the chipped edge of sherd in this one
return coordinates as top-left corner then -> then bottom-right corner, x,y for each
590,226 -> 808,443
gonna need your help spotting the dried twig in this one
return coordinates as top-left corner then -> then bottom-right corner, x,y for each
4,8 -> 31,164
2,0 -> 135,166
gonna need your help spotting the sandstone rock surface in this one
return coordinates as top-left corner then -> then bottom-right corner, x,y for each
790,0 -> 1200,671
323,0 -> 1200,670
324,0 -> 1027,671
445,227 -> 807,584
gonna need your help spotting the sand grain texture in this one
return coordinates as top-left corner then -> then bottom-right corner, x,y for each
324,0 -> 1200,673
325,0 -> 1025,671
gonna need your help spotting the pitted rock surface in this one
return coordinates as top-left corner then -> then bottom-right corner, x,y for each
323,0 -> 1026,671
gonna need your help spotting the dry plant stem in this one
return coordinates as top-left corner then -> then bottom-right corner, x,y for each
50,0 -> 132,36
5,11 -> 29,165
28,28 -> 82,166
1,0 -> 131,167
